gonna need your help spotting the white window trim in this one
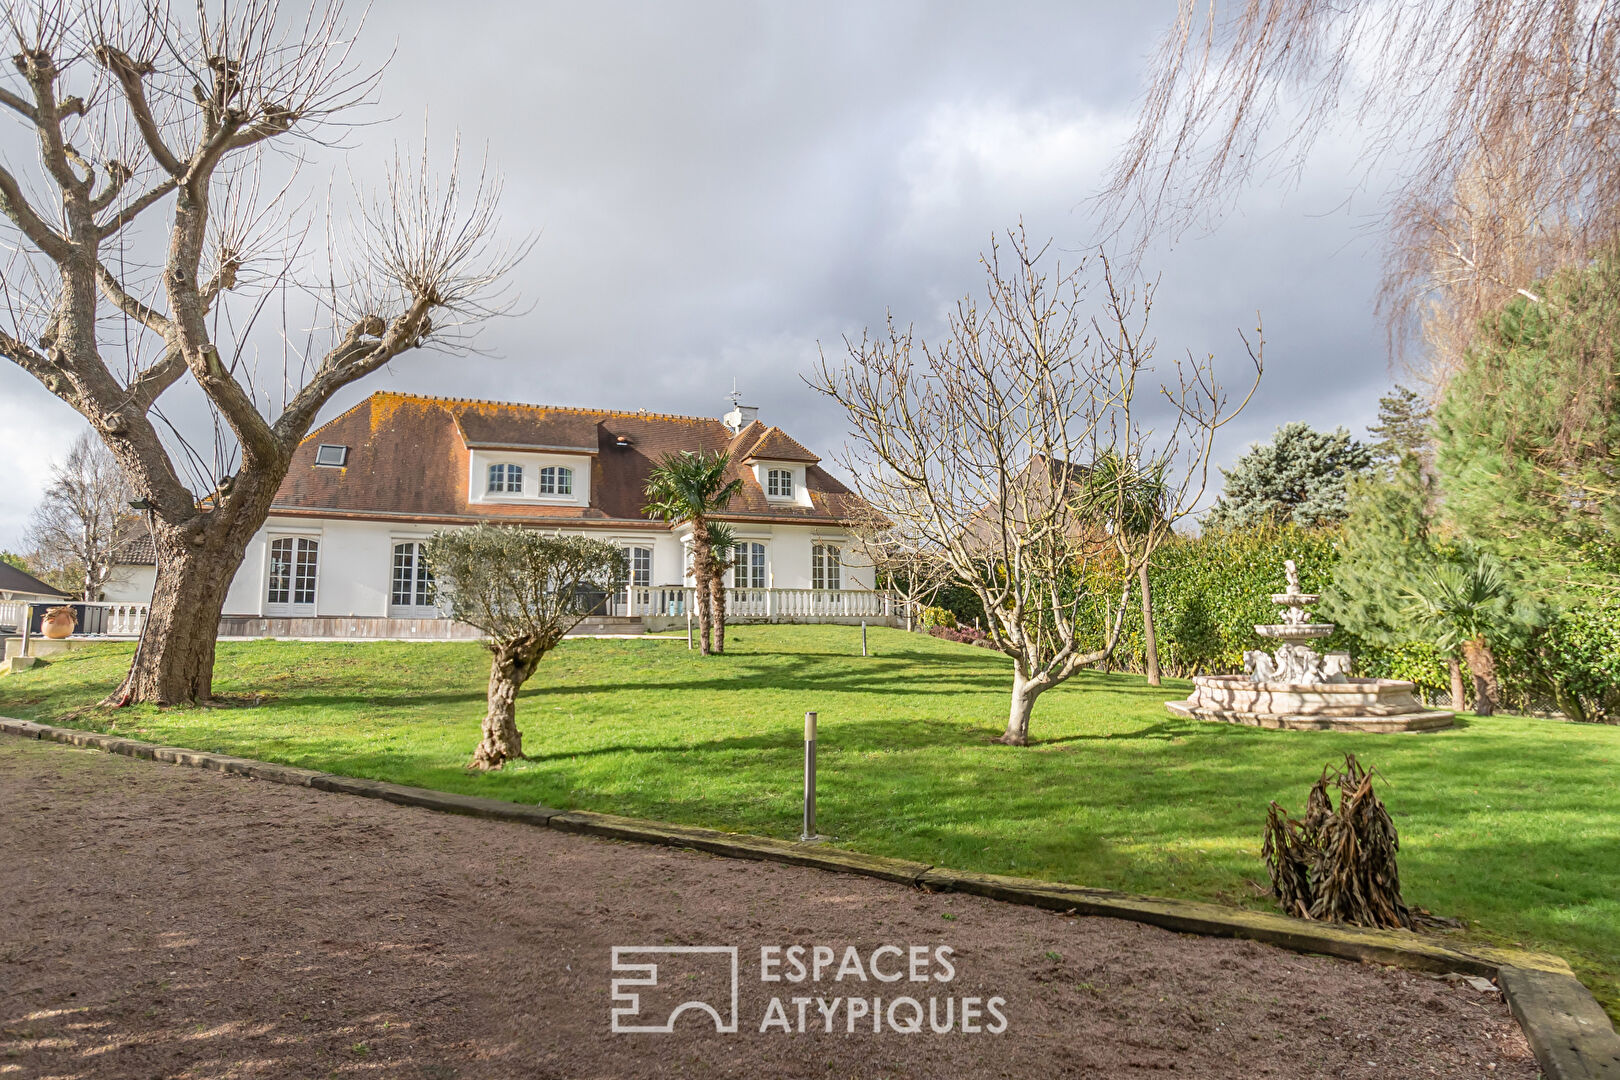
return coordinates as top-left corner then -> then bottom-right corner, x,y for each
388,540 -> 440,618
538,464 -> 575,497
264,534 -> 320,617
728,540 -> 769,590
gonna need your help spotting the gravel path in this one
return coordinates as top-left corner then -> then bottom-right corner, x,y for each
0,737 -> 1537,1079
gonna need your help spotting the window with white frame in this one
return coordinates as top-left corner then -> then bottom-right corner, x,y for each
731,542 -> 766,589
487,463 -> 523,494
314,444 -> 348,467
626,545 -> 652,587
390,542 -> 436,614
812,543 -> 841,591
766,468 -> 793,498
538,465 -> 573,496
266,537 -> 318,611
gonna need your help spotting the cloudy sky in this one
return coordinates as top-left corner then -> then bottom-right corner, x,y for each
0,1 -> 1405,551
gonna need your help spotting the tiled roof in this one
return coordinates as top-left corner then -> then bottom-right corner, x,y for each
0,561 -> 67,597
271,392 -> 867,527
112,519 -> 157,565
738,425 -> 821,464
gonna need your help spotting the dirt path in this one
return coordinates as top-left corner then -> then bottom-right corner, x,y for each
0,738 -> 1536,1079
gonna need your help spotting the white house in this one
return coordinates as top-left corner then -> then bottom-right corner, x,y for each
109,391 -> 891,637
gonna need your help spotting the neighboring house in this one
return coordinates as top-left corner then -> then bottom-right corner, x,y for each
109,392 -> 891,637
103,525 -> 157,604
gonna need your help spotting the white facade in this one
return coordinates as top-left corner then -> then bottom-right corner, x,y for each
200,516 -> 873,619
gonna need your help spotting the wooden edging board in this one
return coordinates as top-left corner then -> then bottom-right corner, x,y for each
3,716 -> 1616,1079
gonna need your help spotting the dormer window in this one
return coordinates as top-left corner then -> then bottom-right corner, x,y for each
538,466 -> 573,496
766,468 -> 793,498
487,463 -> 524,494
314,444 -> 348,467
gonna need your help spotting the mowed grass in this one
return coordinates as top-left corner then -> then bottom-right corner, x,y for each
3,625 -> 1617,1017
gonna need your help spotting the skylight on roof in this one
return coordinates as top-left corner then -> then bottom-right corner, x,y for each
314,444 -> 348,467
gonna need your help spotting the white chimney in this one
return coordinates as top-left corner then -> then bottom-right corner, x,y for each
722,401 -> 758,434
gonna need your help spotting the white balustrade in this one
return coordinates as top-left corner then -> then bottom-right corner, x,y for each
612,586 -> 894,621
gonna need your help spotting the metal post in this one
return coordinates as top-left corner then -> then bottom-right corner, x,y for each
861,620 -> 868,657
687,608 -> 693,650
800,711 -> 821,843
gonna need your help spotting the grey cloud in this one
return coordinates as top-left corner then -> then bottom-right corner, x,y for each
0,2 -> 1401,548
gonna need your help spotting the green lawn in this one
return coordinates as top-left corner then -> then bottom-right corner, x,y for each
3,625 -> 1616,1018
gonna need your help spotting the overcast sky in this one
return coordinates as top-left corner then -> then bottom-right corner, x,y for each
0,1 -> 1405,551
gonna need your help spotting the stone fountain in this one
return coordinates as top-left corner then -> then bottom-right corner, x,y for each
1165,560 -> 1453,732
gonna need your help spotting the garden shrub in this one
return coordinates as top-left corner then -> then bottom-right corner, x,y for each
919,606 -> 958,629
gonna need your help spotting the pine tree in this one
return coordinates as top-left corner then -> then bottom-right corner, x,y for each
1366,385 -> 1433,473
1320,455 -> 1440,646
1205,422 -> 1373,530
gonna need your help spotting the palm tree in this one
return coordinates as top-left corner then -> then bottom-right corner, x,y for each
1081,452 -> 1172,685
1401,551 -> 1537,715
644,451 -> 744,656
706,522 -> 738,655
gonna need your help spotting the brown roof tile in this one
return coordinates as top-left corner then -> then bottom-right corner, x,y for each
272,392 -> 866,528
738,426 -> 821,464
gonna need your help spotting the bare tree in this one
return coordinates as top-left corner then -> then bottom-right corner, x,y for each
25,429 -> 130,599
847,508 -> 954,631
811,229 -> 1261,745
1102,1 -> 1620,387
0,1 -> 524,705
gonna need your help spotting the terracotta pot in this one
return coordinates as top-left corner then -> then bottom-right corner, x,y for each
41,606 -> 77,640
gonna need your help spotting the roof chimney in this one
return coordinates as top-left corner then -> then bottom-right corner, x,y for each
722,382 -> 758,434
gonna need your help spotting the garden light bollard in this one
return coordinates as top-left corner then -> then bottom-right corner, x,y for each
687,609 -> 693,650
801,710 -> 822,843
861,620 -> 868,657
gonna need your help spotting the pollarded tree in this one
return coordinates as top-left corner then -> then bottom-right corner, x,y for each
812,228 -> 1261,745
0,1 -> 523,705
425,525 -> 626,770
1204,422 -> 1372,530
643,450 -> 743,656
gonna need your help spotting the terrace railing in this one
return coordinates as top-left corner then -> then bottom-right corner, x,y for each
612,586 -> 895,620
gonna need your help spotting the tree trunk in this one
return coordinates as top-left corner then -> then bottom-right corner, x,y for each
691,530 -> 713,656
997,667 -> 1044,746
105,522 -> 246,706
1448,655 -> 1467,711
710,572 -> 727,655
1461,637 -> 1499,716
470,642 -> 542,770
1138,561 -> 1161,686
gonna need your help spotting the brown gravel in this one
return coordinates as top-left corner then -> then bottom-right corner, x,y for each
0,738 -> 1537,1079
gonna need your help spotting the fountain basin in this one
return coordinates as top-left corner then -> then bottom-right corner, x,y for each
1167,675 -> 1454,732
1254,624 -> 1334,639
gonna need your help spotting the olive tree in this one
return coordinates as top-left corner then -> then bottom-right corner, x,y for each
425,526 -> 626,770
0,1 -> 523,705
812,229 -> 1261,745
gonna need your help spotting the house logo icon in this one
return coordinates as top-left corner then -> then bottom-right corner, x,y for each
610,946 -> 740,1034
